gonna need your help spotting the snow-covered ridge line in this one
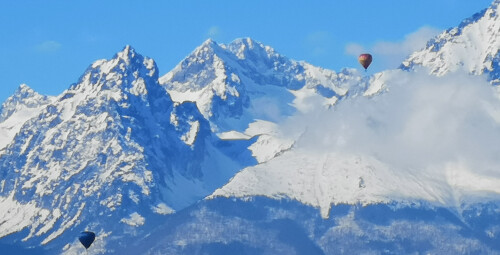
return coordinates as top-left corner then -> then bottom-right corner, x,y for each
1,0 -> 500,251
401,0 -> 500,84
211,149 -> 500,219
0,44 -> 254,252
159,37 -> 365,134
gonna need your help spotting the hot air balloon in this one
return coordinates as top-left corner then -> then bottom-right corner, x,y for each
78,231 -> 95,250
358,53 -> 373,70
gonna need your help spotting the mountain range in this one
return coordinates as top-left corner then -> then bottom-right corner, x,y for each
1,0 -> 500,254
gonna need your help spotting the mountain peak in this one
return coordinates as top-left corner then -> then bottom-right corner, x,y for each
8,83 -> 46,104
456,0 -> 498,29
0,84 -> 52,123
192,38 -> 224,56
201,38 -> 217,47
115,44 -> 138,63
12,83 -> 37,98
81,45 -> 158,87
17,83 -> 31,91
229,37 -> 258,48
401,0 -> 500,84
226,37 -> 277,60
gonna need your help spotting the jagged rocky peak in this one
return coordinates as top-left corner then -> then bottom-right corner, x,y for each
226,37 -> 277,60
160,37 -> 365,127
401,0 -> 500,83
164,37 -> 283,76
159,38 -> 288,121
90,45 -> 158,76
162,37 -> 306,91
14,83 -> 35,96
224,37 -> 295,72
224,38 -> 308,90
8,84 -> 49,106
160,38 -> 228,88
0,84 -> 52,122
174,38 -> 226,72
195,38 -> 224,56
66,45 -> 164,103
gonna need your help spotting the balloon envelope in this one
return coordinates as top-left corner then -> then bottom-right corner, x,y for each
78,231 -> 95,249
358,54 -> 373,70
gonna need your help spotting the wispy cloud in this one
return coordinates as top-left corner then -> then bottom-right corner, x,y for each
345,26 -> 441,69
345,43 -> 366,56
305,31 -> 333,57
36,40 -> 62,52
207,26 -> 221,39
372,26 -> 441,67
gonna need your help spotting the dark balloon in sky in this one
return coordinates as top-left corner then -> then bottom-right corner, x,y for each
78,231 -> 95,249
358,53 -> 373,70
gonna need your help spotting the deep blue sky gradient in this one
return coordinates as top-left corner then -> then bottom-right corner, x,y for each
0,0 -> 493,102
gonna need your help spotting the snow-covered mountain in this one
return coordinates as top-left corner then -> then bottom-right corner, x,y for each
1,0 -> 500,254
0,39 -> 367,253
402,0 -> 500,84
0,39 -> 368,253
211,0 -> 500,219
160,38 -> 364,131
0,46 -> 256,253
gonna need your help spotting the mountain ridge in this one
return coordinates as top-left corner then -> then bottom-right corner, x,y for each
160,37 -> 365,133
401,0 -> 500,84
0,45 -> 255,252
1,1 -> 500,253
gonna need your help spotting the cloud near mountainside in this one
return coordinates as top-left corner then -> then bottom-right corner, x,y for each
346,26 -> 441,69
207,26 -> 221,40
284,70 -> 500,180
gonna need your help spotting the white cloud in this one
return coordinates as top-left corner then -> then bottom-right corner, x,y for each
36,40 -> 62,52
372,26 -> 441,67
344,43 -> 366,56
345,26 -> 441,69
285,70 -> 500,178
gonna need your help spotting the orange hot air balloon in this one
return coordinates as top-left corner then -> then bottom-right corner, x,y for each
358,53 -> 373,70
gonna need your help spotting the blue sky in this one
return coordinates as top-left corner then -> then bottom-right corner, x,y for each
0,0 -> 493,103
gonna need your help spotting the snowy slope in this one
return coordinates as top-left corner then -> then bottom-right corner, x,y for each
0,46 -> 255,253
212,149 -> 500,218
402,0 -> 500,84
